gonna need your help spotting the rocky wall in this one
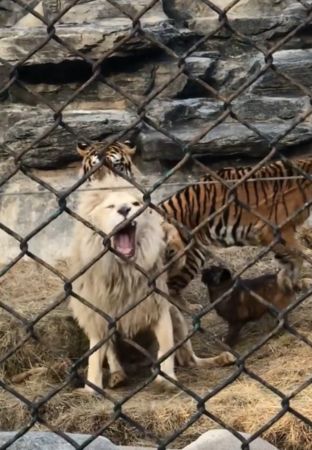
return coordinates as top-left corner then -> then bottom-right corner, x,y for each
1,0 -> 312,169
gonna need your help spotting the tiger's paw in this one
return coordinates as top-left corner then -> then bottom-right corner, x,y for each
194,351 -> 236,368
108,370 -> 127,388
218,351 -> 236,366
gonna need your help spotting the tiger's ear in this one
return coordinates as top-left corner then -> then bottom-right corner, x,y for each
76,141 -> 91,157
123,140 -> 136,156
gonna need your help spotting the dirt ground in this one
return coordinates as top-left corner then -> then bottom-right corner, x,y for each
0,238 -> 312,450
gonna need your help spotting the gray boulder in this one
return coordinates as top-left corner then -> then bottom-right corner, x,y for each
0,432 -> 118,449
253,49 -> 312,96
183,429 -> 278,450
138,119 -> 312,161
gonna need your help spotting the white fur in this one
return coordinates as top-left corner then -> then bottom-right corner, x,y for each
69,175 -> 176,390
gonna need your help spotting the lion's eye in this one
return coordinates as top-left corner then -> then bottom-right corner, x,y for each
107,205 -> 115,209
132,201 -> 140,206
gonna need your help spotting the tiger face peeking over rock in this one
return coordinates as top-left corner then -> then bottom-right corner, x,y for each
77,140 -> 136,181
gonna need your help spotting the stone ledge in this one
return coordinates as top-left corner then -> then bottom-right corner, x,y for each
2,95 -> 312,168
0,21 -> 200,65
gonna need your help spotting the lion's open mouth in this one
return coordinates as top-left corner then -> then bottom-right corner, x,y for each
113,222 -> 136,258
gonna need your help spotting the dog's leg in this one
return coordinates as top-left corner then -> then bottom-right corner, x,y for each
224,322 -> 243,347
107,343 -> 127,388
84,337 -> 108,393
153,306 -> 177,386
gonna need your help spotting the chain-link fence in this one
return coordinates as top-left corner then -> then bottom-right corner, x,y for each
1,1 -> 312,449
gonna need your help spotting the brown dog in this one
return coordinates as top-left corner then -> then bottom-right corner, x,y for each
201,266 -> 295,346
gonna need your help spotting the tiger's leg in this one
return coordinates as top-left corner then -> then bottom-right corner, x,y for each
168,247 -> 206,313
171,306 -> 235,368
162,221 -> 187,279
170,291 -> 202,314
259,224 -> 304,290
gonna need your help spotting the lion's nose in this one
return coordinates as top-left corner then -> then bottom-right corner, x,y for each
118,205 -> 131,218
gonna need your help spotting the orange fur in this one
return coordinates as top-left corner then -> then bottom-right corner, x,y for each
162,158 -> 312,293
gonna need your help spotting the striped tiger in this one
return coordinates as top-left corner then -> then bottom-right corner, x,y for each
162,157 -> 312,293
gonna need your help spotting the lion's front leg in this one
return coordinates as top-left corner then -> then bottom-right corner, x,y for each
83,336 -> 108,394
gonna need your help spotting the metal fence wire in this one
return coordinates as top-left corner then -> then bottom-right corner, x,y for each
1,0 -> 312,449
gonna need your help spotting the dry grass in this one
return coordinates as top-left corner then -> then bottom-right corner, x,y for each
0,244 -> 312,449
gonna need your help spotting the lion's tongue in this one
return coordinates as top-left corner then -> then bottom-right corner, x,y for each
114,230 -> 134,257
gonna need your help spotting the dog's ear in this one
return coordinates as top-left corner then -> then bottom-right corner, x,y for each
123,140 -> 136,156
202,266 -> 232,285
201,266 -> 219,285
220,268 -> 232,283
77,141 -> 91,157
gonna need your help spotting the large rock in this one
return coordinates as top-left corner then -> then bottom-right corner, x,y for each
183,429 -> 278,450
1,52 -> 218,107
146,96 -> 310,125
0,432 -> 118,449
57,0 -> 168,24
0,432 -> 171,450
163,0 -> 297,21
138,119 -> 312,161
2,108 -> 139,168
0,20 -> 200,65
16,0 -> 168,26
253,49 -> 312,96
0,0 -> 38,27
2,93 -> 312,168
163,0 -> 306,43
1,48 -> 310,107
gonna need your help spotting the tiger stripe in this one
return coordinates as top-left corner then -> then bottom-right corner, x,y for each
163,157 -> 312,293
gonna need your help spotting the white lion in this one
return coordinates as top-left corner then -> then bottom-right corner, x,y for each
69,176 -> 233,392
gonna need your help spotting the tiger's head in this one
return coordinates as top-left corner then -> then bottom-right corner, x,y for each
76,140 -> 136,182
